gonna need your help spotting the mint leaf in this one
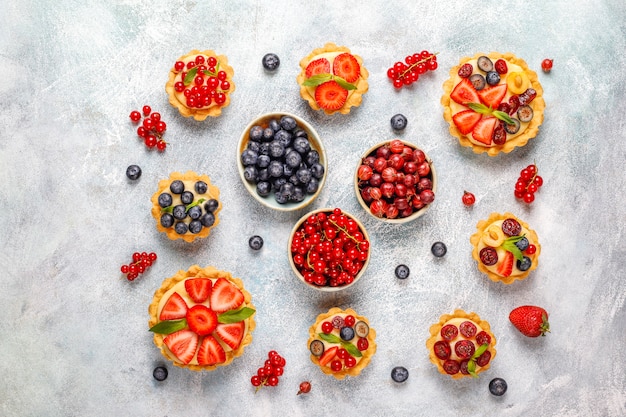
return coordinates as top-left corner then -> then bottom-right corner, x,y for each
149,319 -> 187,335
318,333 -> 363,358
217,307 -> 255,324
161,206 -> 173,214
467,343 -> 489,378
186,198 -> 206,212
467,102 -> 491,115
467,103 -> 516,125
302,74 -> 332,87
342,341 -> 363,358
501,235 -> 526,261
332,76 -> 357,90
493,110 -> 515,125
184,67 -> 198,86
318,333 -> 342,344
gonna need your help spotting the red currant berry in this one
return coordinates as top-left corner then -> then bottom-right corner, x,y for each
144,135 -> 157,148
142,105 -> 151,116
357,337 -> 369,351
462,191 -> 476,206
251,375 -> 262,387
534,175 -> 544,187
120,265 -> 129,274
156,140 -> 167,151
155,121 -> 167,133
321,321 -> 333,334
330,360 -> 342,372
343,315 -> 356,327
526,244 -> 537,255
129,110 -> 141,122
541,58 -> 553,73
174,61 -> 185,71
523,192 -> 535,204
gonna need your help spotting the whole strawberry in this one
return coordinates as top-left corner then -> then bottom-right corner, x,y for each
509,306 -> 550,337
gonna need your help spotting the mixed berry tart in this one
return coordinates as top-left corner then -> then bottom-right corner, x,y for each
307,307 -> 377,379
426,309 -> 496,379
148,265 -> 255,371
165,49 -> 235,120
296,43 -> 369,115
150,171 -> 221,242
470,212 -> 541,284
441,52 -> 545,156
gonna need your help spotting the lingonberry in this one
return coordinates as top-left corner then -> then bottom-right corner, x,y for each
462,191 -> 476,206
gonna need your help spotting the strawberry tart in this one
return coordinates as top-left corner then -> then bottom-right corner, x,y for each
296,43 -> 369,115
426,309 -> 496,379
150,171 -> 221,242
148,265 -> 255,371
307,307 -> 376,379
470,212 -> 541,284
165,49 -> 235,121
441,52 -> 545,156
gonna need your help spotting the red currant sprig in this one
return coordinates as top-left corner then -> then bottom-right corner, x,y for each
514,163 -> 543,204
387,50 -> 439,89
129,105 -> 168,151
250,351 -> 286,393
120,252 -> 157,281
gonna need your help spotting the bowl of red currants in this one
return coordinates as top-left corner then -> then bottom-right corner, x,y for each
355,139 -> 437,223
288,208 -> 371,291
238,112 -> 327,212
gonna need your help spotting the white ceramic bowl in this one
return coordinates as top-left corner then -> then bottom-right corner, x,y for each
237,112 -> 327,211
354,140 -> 437,223
288,208 -> 370,292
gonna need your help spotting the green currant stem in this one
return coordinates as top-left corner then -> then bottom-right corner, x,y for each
399,52 -> 439,79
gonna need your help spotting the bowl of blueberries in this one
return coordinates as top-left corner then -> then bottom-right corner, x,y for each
238,112 -> 327,211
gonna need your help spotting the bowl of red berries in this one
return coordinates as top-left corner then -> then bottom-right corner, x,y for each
354,139 -> 437,223
288,208 -> 371,291
238,112 -> 327,212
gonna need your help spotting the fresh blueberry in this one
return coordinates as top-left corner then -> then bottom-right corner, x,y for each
516,256 -> 532,271
305,150 -> 319,166
293,137 -> 311,154
280,115 -> 297,130
258,168 -> 270,182
293,128 -> 308,138
170,180 -> 184,194
174,222 -> 188,235
292,186 -> 305,202
180,191 -> 194,205
274,129 -> 293,147
280,182 -> 295,198
200,212 -> 215,227
172,205 -> 187,220
390,114 -> 408,131
296,168 -> 312,184
160,213 -> 174,228
272,177 -> 287,190
243,165 -> 258,182
269,141 -> 285,158
249,235 -> 264,250
489,378 -> 507,396
310,163 -> 325,179
256,181 -> 271,197
187,205 -> 202,220
391,366 -> 409,383
285,150 -> 302,168
485,71 -> 501,85
257,154 -> 271,168
246,141 -> 260,153
262,53 -> 280,71
241,149 -> 259,166
395,264 -> 410,279
249,125 -> 264,142
126,164 -> 142,180
274,191 -> 289,204
153,366 -> 168,381
268,160 -> 284,178
188,220 -> 203,234
158,193 -> 172,208
258,142 -> 270,155
431,242 -> 447,257
269,119 -> 281,132
194,181 -> 207,194
283,164 -> 295,178
262,127 -> 275,142
514,236 -> 529,251
339,326 -> 355,341
204,199 -> 219,213
306,178 -> 319,194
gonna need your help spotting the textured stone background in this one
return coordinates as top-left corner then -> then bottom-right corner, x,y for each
1,0 -> 625,416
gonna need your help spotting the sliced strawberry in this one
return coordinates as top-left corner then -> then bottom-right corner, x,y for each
332,53 -> 360,83
305,58 -> 331,78
196,335 -> 226,366
472,117 -> 498,145
314,81 -> 348,111
450,78 -> 480,105
209,278 -> 245,313
163,330 -> 198,364
452,110 -> 482,135
477,84 -> 508,108
185,278 -> 212,303
159,292 -> 188,321
497,251 -> 514,277
215,322 -> 245,350
318,345 -> 338,366
186,305 -> 218,336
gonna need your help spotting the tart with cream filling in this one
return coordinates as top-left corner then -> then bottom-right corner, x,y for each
148,265 -> 255,371
296,43 -> 369,115
442,52 -> 544,156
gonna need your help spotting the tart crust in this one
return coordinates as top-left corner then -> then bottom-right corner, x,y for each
150,171 -> 220,242
470,212 -> 541,284
148,265 -> 255,371
165,49 -> 235,121
307,307 -> 377,379
296,43 -> 369,115
426,309 -> 496,379
441,52 -> 545,156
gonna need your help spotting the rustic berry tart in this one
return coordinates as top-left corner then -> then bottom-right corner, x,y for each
470,212 -> 541,284
426,309 -> 496,379
296,43 -> 369,115
441,52 -> 545,156
150,171 -> 221,242
165,49 -> 235,120
148,265 -> 255,370
307,307 -> 377,379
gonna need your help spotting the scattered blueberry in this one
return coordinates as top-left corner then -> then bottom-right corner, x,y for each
391,366 -> 409,383
249,235 -> 264,250
489,378 -> 507,396
394,264 -> 410,279
126,164 -> 142,180
153,366 -> 168,381
516,256 -> 532,271
390,114 -> 408,131
339,326 -> 355,341
431,242 -> 447,257
262,53 -> 280,71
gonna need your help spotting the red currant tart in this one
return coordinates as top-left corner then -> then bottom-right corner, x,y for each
165,50 -> 235,120
148,265 -> 256,371
470,212 -> 541,284
308,308 -> 377,379
426,309 -> 496,379
441,52 -> 545,156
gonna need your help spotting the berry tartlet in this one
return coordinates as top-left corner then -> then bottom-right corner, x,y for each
296,43 -> 369,115
426,309 -> 496,379
470,212 -> 541,284
441,52 -> 545,156
148,265 -> 255,371
307,307 -> 377,379
150,171 -> 221,242
165,50 -> 235,120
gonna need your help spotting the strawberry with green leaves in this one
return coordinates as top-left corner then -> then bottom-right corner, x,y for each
509,305 -> 550,337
